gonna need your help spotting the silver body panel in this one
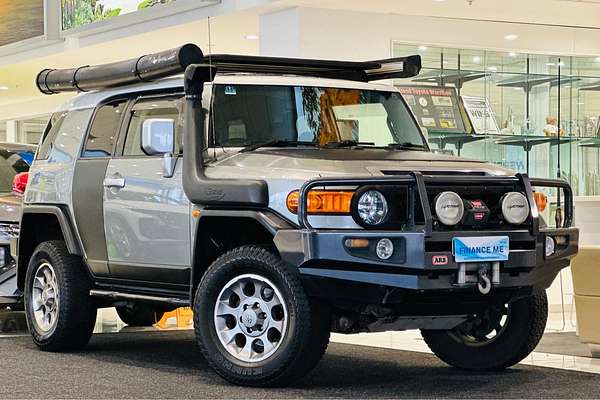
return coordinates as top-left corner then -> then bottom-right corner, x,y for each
104,157 -> 191,267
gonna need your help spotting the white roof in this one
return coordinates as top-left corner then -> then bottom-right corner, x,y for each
56,74 -> 399,112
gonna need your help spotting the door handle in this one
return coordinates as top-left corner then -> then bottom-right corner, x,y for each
103,174 -> 125,188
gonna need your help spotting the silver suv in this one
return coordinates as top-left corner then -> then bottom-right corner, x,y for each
17,44 -> 578,387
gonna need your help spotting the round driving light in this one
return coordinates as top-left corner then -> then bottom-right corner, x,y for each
501,192 -> 529,225
434,191 -> 464,226
376,238 -> 394,260
545,236 -> 556,257
357,190 -> 388,225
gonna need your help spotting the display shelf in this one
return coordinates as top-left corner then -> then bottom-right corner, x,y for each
427,132 -> 486,155
412,69 -> 486,89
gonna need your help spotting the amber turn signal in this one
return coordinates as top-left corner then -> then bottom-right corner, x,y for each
286,190 -> 353,214
533,192 -> 548,212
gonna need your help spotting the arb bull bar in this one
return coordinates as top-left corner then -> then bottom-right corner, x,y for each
274,172 -> 578,296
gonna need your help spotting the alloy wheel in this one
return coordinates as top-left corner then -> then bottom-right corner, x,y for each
30,262 -> 60,333
213,274 -> 288,363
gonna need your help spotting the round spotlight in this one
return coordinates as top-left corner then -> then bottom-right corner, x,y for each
434,191 -> 464,226
501,192 -> 529,225
357,190 -> 388,225
376,238 -> 394,260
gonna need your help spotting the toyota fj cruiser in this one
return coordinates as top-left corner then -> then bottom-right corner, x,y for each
17,44 -> 578,386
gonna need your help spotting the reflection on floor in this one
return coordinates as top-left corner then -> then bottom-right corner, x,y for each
2,308 -> 599,375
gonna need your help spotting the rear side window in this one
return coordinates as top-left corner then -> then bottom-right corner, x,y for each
82,102 -> 126,158
37,112 -> 66,160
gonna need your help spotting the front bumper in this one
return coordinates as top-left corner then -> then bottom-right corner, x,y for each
275,172 -> 579,300
275,226 -> 578,295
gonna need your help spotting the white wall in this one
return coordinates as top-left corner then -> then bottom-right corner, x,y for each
260,7 -> 600,59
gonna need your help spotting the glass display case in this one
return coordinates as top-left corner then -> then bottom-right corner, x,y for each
393,43 -> 600,196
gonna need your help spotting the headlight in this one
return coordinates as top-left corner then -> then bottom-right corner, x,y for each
434,191 -> 464,226
356,190 -> 388,225
501,192 -> 529,225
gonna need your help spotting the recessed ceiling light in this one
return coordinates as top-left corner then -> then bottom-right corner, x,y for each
418,45 -> 428,51
595,56 -> 600,62
244,34 -> 258,40
504,34 -> 518,41
509,52 -> 517,57
0,86 -> 8,91
472,56 -> 481,63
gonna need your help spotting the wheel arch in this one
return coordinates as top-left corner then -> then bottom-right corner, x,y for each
189,209 -> 295,301
17,205 -> 83,291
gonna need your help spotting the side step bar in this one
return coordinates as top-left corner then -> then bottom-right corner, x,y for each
90,290 -> 189,307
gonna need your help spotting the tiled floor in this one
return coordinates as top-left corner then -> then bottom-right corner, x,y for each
4,308 -> 599,376
331,311 -> 600,376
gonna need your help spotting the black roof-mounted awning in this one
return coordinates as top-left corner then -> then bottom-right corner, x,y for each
36,43 -> 421,95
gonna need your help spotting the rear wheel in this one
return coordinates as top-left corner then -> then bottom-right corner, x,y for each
194,245 -> 330,387
116,304 -> 164,327
421,291 -> 548,370
24,241 -> 97,351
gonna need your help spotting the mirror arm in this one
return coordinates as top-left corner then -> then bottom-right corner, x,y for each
163,153 -> 177,178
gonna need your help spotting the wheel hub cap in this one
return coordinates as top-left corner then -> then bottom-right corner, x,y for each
214,274 -> 288,363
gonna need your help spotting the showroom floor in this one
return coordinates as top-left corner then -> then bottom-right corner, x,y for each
1,309 -> 599,398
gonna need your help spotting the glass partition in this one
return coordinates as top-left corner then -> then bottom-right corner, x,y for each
393,43 -> 600,196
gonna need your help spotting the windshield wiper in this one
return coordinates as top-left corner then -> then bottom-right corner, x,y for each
324,140 -> 375,149
387,142 -> 427,151
240,140 -> 315,153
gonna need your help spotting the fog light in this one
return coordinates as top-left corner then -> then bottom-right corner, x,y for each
545,236 -> 556,257
375,238 -> 394,260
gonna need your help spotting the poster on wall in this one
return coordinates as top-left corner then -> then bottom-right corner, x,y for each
0,0 -> 44,47
396,86 -> 466,134
461,95 -> 500,135
61,0 -> 180,30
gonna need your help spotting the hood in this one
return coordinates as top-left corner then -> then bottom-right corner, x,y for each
207,148 -> 514,180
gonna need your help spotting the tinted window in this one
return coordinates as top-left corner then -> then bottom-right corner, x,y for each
0,148 -> 35,192
123,97 -> 183,156
82,102 -> 126,158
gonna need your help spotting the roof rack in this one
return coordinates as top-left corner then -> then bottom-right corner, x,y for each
36,43 -> 421,95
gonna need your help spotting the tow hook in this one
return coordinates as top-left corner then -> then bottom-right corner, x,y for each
477,268 -> 491,295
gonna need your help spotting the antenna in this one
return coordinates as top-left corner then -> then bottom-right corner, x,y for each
207,16 -> 218,160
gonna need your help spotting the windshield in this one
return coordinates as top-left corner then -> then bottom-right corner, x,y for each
212,84 -> 426,149
0,148 -> 34,193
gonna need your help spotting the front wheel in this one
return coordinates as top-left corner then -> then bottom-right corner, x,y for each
421,291 -> 548,371
194,246 -> 330,387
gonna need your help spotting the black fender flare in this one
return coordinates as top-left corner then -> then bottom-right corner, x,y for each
17,205 -> 83,290
189,209 -> 296,299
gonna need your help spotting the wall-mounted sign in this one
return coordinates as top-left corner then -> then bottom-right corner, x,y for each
61,0 -> 180,30
0,0 -> 44,47
461,95 -> 500,135
397,86 -> 466,134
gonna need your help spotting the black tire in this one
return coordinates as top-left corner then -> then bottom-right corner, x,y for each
24,240 -> 97,351
116,304 -> 165,327
421,291 -> 548,371
194,245 -> 330,387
